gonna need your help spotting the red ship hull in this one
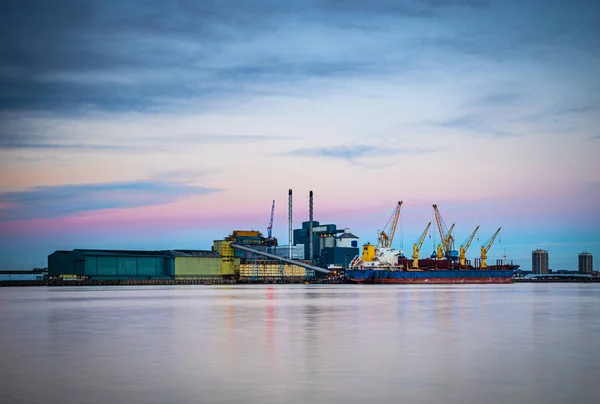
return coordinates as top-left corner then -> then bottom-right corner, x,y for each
354,277 -> 514,284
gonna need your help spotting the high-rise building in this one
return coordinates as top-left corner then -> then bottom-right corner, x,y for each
532,249 -> 549,274
579,252 -> 593,274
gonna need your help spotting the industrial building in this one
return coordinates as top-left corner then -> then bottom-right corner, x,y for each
47,237 -> 312,282
249,245 -> 305,259
532,249 -> 549,274
45,189 -> 349,283
579,252 -> 593,274
223,230 -> 270,259
293,221 -> 359,268
0,269 -> 47,281
238,261 -> 311,281
48,245 -> 239,281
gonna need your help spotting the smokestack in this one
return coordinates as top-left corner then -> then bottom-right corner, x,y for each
288,189 -> 293,259
309,191 -> 313,263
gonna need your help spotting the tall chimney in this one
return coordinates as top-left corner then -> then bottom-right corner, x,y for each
309,191 -> 313,263
288,189 -> 293,259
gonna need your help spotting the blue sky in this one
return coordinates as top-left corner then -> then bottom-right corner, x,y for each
0,0 -> 599,270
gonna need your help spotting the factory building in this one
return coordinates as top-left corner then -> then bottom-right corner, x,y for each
238,261 -> 312,281
48,249 -> 171,280
171,250 -> 228,279
48,245 -> 238,281
224,230 -> 268,258
579,252 -> 593,275
250,245 -> 305,259
532,249 -> 549,274
294,221 -> 359,268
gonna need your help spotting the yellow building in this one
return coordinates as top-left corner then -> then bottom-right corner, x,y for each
213,240 -> 239,276
170,250 -> 227,279
239,261 -> 308,280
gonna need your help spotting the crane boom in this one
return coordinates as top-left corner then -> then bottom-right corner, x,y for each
378,201 -> 403,248
433,204 -> 456,258
445,223 -> 455,252
267,200 -> 275,239
435,222 -> 455,260
480,227 -> 501,269
459,225 -> 480,266
412,222 -> 431,268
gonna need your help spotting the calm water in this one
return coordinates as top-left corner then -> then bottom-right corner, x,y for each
1,284 -> 599,404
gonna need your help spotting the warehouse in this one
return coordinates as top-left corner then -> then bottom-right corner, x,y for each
48,249 -> 171,280
48,247 -> 239,281
168,250 -> 230,280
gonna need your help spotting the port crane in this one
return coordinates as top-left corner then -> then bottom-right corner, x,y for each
265,200 -> 276,247
459,225 -> 480,266
413,221 -> 431,268
377,201 -> 403,249
432,204 -> 457,260
480,227 -> 501,268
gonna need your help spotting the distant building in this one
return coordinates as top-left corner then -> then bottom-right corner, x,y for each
294,221 -> 359,267
532,249 -> 549,274
579,252 -> 593,275
250,244 -> 305,260
0,269 -> 47,281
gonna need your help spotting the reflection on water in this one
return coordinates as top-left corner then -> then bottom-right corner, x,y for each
1,285 -> 600,404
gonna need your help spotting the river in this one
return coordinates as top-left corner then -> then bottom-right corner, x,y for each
1,284 -> 599,404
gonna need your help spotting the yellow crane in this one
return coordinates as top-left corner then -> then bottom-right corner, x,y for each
378,201 -> 403,249
459,225 -> 480,266
480,227 -> 501,269
433,204 -> 456,259
413,222 -> 431,268
435,222 -> 455,260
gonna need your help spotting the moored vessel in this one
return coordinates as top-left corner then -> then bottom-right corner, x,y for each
345,202 -> 519,284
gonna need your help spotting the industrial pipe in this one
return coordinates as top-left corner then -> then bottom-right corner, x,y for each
309,190 -> 313,263
288,189 -> 293,260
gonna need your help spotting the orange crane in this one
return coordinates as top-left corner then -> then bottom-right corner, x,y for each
459,225 -> 480,266
377,201 -> 403,249
413,222 -> 431,268
480,227 -> 501,269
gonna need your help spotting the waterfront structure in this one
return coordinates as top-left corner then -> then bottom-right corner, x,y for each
532,249 -> 549,274
224,230 -> 266,258
238,261 -> 310,281
171,250 -> 229,279
48,249 -> 171,280
48,246 -> 237,280
249,244 -> 305,259
579,252 -> 593,275
294,221 -> 359,267
0,269 -> 47,281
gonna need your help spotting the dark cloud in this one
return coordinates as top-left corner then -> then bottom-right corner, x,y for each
0,113 -> 290,150
0,0 -> 496,114
0,180 -> 221,221
1,0 -> 598,117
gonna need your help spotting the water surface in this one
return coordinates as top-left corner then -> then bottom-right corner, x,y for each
1,284 -> 599,404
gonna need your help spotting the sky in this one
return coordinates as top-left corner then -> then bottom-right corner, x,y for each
0,0 -> 599,270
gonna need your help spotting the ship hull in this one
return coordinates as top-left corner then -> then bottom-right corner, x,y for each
345,269 -> 515,284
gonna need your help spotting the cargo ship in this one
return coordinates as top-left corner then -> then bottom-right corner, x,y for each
345,202 -> 519,284
345,268 -> 517,284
